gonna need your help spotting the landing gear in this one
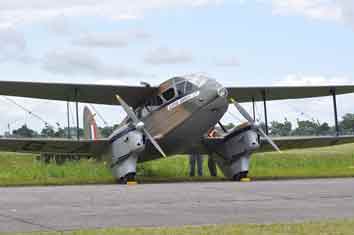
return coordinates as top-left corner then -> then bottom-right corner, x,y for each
117,172 -> 136,184
233,171 -> 248,181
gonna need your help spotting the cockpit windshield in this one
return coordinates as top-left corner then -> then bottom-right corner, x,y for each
174,79 -> 197,97
139,76 -> 199,118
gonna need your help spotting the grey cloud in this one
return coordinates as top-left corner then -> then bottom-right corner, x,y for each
215,57 -> 240,67
270,0 -> 354,28
42,49 -> 145,78
72,31 -> 151,48
0,27 -> 35,63
338,0 -> 354,26
44,16 -> 74,35
0,1 -> 224,28
144,47 -> 193,65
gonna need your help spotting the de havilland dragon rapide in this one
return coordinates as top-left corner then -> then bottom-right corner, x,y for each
1,74 -> 354,183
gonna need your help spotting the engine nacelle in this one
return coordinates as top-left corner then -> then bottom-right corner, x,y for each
110,128 -> 145,180
204,124 -> 260,180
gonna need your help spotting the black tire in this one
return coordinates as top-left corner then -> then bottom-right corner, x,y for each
232,171 -> 248,181
117,172 -> 136,184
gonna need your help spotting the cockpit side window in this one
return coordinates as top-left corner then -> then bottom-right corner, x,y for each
176,82 -> 186,97
144,95 -> 163,113
162,88 -> 176,101
185,82 -> 196,93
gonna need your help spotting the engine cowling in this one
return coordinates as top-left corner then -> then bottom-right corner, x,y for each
110,128 -> 145,180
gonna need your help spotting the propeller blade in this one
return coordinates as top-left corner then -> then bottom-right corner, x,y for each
257,128 -> 281,153
230,98 -> 281,153
230,98 -> 254,123
115,94 -> 166,158
143,128 -> 166,158
115,95 -> 140,125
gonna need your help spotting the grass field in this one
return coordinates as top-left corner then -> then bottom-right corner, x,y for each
0,143 -> 354,186
1,219 -> 354,235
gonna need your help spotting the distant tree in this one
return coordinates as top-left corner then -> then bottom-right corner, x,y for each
12,125 -> 38,138
54,128 -> 66,138
292,119 -> 332,136
270,119 -> 292,136
292,119 -> 319,136
316,122 -> 331,135
54,127 -> 84,138
339,113 -> 354,133
41,125 -> 56,137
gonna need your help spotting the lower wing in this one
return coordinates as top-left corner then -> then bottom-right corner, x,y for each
0,138 -> 110,156
259,135 -> 354,152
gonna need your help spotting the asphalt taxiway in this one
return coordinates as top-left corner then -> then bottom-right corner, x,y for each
0,178 -> 353,232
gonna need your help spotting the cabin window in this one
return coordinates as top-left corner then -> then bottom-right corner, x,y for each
162,88 -> 176,101
185,82 -> 194,93
176,82 -> 186,97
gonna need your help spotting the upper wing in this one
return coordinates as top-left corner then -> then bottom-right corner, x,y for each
227,85 -> 354,102
0,80 -> 157,107
259,135 -> 354,152
0,138 -> 110,156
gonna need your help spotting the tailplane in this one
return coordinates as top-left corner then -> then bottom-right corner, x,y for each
83,106 -> 101,140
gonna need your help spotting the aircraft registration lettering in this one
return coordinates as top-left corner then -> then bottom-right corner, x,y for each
167,91 -> 200,111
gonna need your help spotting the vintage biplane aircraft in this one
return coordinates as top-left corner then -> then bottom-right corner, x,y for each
1,74 -> 354,183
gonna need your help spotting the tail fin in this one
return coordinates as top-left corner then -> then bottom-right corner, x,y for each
83,106 -> 101,140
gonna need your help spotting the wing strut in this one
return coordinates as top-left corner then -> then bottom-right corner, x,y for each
331,88 -> 340,136
75,88 -> 80,141
262,91 -> 269,135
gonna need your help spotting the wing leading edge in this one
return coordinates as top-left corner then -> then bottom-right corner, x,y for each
1,80 -> 354,106
227,85 -> 354,103
0,80 -> 157,107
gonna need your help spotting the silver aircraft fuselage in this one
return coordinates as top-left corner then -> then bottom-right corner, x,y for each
109,75 -> 229,162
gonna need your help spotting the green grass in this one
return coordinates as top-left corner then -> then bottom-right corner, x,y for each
0,143 -> 354,186
2,219 -> 354,235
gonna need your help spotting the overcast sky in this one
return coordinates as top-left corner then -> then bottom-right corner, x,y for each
1,0 -> 354,133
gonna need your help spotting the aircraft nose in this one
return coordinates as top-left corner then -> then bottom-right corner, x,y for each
193,76 -> 228,106
217,87 -> 228,98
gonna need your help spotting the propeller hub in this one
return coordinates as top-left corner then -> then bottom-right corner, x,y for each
135,121 -> 145,131
217,87 -> 228,97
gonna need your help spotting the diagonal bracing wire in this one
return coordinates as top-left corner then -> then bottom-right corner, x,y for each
2,96 -> 55,127
89,104 -> 108,126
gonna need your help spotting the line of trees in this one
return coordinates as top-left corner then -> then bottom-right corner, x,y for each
270,113 -> 354,136
6,124 -> 117,138
8,125 -> 84,138
5,113 -> 354,138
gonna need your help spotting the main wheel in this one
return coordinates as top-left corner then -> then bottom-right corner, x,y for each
117,172 -> 136,184
232,171 -> 248,181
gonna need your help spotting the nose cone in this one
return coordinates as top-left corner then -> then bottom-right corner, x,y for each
247,130 -> 260,151
199,78 -> 228,103
192,77 -> 229,116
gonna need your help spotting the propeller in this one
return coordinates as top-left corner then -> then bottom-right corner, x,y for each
115,95 -> 166,158
230,98 -> 281,153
